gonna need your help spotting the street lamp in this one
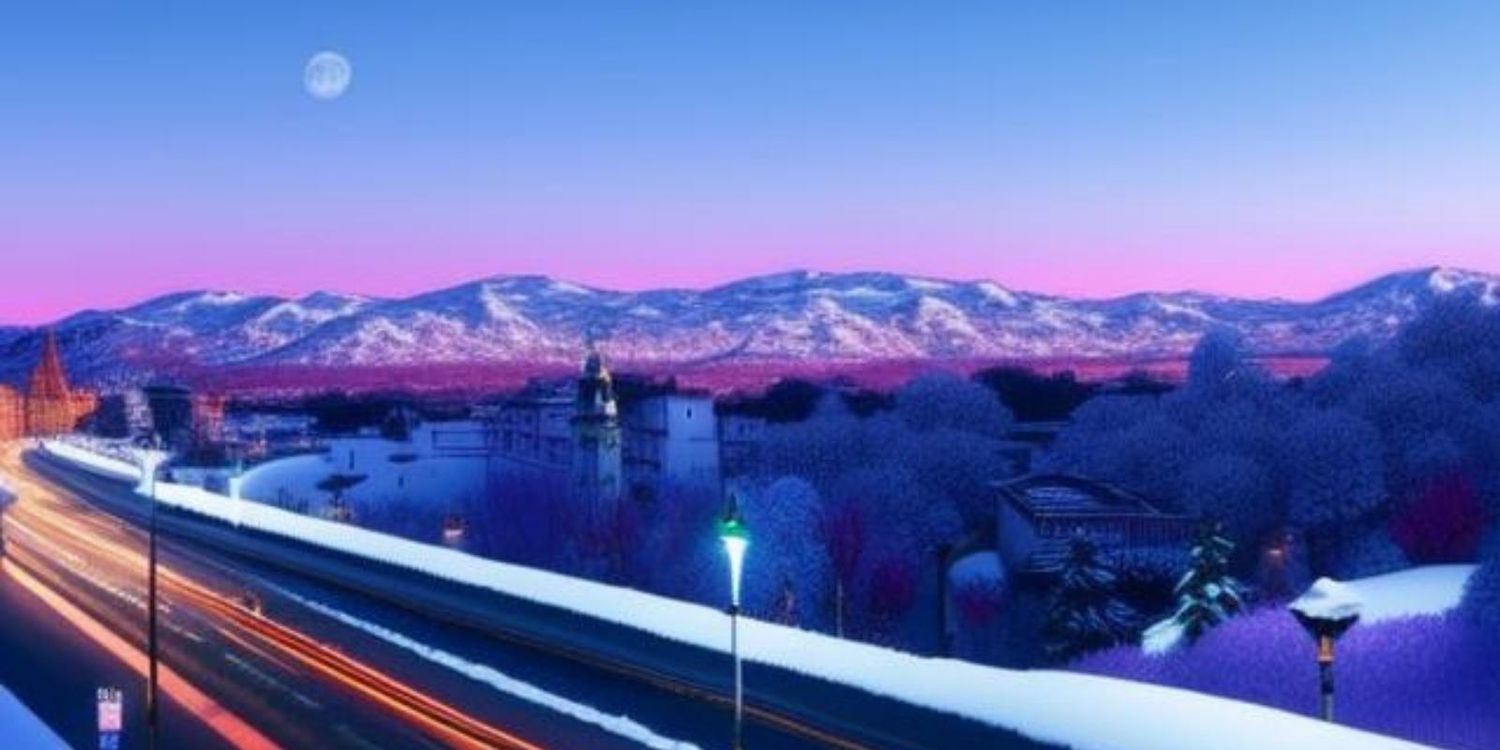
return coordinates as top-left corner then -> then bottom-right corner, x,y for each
135,437 -> 171,750
1290,578 -> 1363,723
718,495 -> 749,750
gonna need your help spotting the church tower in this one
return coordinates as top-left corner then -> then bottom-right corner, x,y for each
25,331 -> 78,435
571,348 -> 623,517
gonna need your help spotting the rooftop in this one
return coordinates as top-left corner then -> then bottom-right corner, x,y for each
997,473 -> 1180,518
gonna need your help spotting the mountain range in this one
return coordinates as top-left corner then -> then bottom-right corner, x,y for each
1,267 -> 1496,388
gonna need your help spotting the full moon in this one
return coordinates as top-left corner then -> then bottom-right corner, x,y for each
304,51 -> 352,100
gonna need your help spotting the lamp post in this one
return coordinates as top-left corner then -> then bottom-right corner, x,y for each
1290,578 -> 1362,723
135,438 -> 171,750
718,495 -> 749,750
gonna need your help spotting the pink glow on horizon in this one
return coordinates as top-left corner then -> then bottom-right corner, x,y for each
6,223 -> 1498,325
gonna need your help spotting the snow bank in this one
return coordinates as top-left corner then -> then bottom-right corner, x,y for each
1344,565 -> 1477,624
0,685 -> 67,749
1140,619 -> 1187,657
277,586 -> 701,750
40,441 -> 1432,750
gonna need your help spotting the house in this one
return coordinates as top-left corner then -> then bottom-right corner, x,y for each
995,473 -> 1198,576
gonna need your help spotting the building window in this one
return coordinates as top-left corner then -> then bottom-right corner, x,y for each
685,407 -> 694,419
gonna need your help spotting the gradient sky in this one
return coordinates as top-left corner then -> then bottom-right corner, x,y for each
2,2 -> 1499,323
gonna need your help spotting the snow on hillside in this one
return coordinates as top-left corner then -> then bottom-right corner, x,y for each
43,441 -> 1432,750
12,266 -> 1499,385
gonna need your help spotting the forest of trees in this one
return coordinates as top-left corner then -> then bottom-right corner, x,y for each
1047,298 -> 1500,589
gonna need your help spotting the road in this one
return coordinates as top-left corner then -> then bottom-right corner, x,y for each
0,443 -> 925,750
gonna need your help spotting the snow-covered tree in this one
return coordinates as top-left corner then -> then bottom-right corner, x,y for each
1180,453 -> 1276,552
1284,410 -> 1386,530
1327,523 -> 1409,579
742,477 -> 833,629
905,427 -> 1006,528
1045,533 -> 1138,661
1187,328 -> 1249,392
894,372 -> 1012,436
1145,522 -> 1245,652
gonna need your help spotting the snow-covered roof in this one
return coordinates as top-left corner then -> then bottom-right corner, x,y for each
999,473 -> 1182,518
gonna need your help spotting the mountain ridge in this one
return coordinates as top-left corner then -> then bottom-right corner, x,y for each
1,267 -> 1495,387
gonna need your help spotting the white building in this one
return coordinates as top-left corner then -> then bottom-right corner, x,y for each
491,351 -> 728,508
622,392 -> 722,503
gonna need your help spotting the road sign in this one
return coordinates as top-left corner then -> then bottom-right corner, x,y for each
97,686 -> 123,748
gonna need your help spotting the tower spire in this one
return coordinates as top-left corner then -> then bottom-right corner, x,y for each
25,329 -> 81,435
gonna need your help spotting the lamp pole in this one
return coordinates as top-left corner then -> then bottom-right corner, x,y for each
137,439 -> 168,750
1290,578 -> 1362,724
719,495 -> 748,750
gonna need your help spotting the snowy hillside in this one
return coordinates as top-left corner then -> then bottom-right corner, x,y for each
4,267 -> 1497,384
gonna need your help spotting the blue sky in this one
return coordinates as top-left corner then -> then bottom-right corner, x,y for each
1,2 -> 1498,321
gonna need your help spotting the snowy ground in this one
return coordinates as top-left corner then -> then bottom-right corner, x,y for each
1343,565 -> 1476,623
238,422 -> 488,512
41,440 -> 1435,750
1146,565 -> 1477,656
0,685 -> 67,749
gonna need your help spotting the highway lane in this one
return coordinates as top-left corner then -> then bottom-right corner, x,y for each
2,445 -> 862,750
0,444 -> 507,749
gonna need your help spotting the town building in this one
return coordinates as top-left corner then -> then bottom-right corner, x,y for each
144,383 -> 196,450
717,413 -> 766,479
0,332 -> 97,439
994,473 -> 1198,576
491,350 -> 729,511
570,350 -> 624,516
621,392 -> 721,502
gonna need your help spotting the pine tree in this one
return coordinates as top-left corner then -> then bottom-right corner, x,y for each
1148,521 -> 1245,650
1045,532 -> 1138,661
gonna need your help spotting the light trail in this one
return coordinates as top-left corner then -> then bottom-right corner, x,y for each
8,443 -> 885,750
2,443 -> 549,750
3,558 -> 282,750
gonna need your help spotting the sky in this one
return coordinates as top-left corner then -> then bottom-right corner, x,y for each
2,1 -> 1498,323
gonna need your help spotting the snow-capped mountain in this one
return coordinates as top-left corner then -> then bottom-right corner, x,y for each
2,267 -> 1495,385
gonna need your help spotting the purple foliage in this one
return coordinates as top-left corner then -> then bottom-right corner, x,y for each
822,500 -> 866,589
954,577 -> 1005,629
1073,608 -> 1500,750
1391,471 -> 1488,564
868,557 -> 918,631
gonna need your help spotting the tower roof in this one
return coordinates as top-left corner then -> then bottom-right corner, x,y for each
575,348 -> 617,417
27,331 -> 72,401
